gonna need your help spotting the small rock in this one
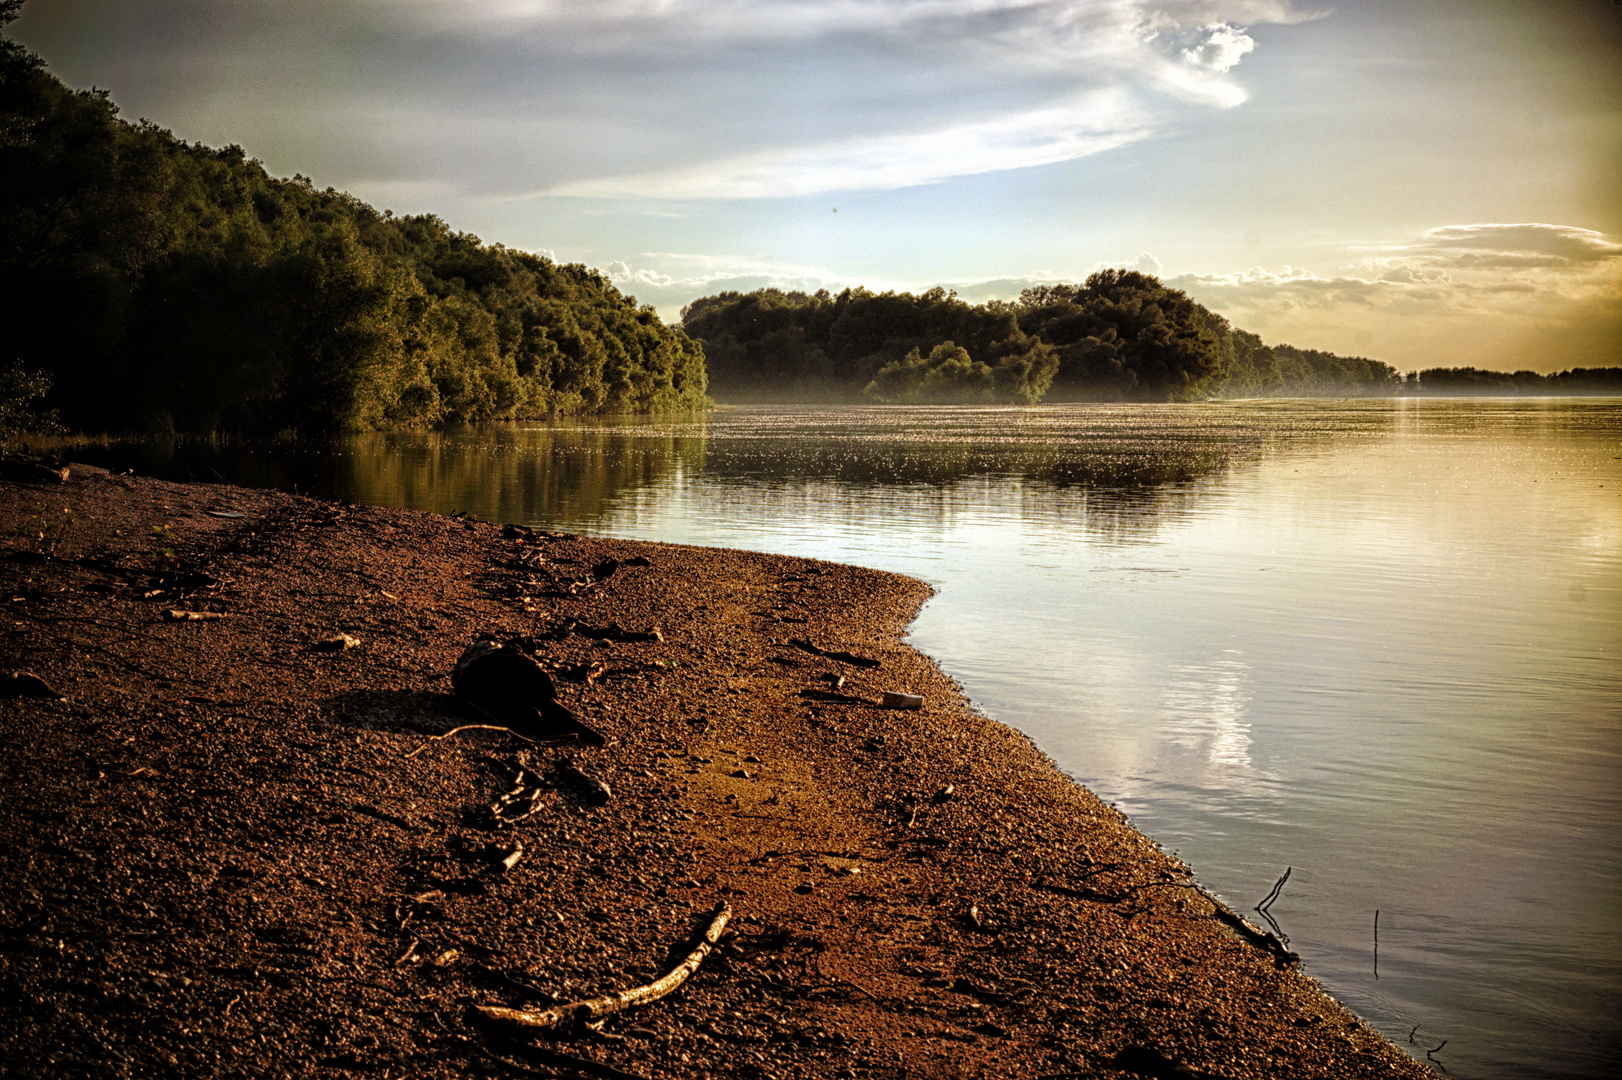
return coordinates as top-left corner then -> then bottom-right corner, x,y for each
310,633 -> 361,651
881,691 -> 924,710
163,610 -> 224,622
730,769 -> 753,779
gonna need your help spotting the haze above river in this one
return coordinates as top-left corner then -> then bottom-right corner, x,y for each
79,399 -> 1622,1079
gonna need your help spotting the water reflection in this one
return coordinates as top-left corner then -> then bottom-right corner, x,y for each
1161,652 -> 1257,775
63,403 -> 1399,547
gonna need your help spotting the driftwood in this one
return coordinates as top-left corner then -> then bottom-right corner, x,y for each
491,766 -> 547,823
404,723 -> 538,759
473,902 -> 732,1033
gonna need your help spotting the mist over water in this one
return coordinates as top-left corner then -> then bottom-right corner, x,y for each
72,399 -> 1622,1079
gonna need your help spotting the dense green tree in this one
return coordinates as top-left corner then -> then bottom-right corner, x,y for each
0,12 -> 706,432
1014,271 -> 1231,400
683,273 -> 1495,404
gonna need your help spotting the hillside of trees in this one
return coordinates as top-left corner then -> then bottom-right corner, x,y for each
682,279 -> 1620,404
681,274 -> 1407,404
0,5 -> 706,434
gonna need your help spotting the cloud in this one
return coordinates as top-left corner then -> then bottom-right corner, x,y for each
1132,251 -> 1165,275
601,253 -> 894,318
370,0 -> 1309,199
1169,223 -> 1622,371
1180,23 -> 1255,72
543,89 -> 1154,199
13,0 -> 1309,200
1361,223 -> 1622,271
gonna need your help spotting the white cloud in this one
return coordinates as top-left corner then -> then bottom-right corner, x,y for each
431,0 -> 1308,198
19,0 -> 1305,201
1180,23 -> 1255,72
544,89 -> 1153,199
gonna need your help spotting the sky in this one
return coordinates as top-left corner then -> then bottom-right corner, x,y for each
11,0 -> 1622,372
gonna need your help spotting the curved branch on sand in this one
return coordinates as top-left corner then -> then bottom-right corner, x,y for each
473,902 -> 732,1033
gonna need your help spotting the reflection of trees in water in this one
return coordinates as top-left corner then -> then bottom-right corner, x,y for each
59,402 -> 1420,541
60,428 -> 707,526
676,402 -> 1399,541
335,430 -> 706,525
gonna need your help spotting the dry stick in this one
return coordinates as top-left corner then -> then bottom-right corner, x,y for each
473,902 -> 732,1033
404,724 -> 538,759
1256,866 -> 1291,914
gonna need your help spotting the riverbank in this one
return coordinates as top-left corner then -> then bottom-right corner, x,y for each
0,465 -> 1431,1079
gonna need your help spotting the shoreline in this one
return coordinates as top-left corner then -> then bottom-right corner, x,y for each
1,465 -> 1431,1079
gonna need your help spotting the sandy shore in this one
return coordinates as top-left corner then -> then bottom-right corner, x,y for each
0,464 -> 1431,1079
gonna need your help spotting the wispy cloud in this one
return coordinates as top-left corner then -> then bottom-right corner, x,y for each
545,89 -> 1154,199
14,0 -> 1308,200
1169,223 -> 1622,369
425,0 -> 1311,198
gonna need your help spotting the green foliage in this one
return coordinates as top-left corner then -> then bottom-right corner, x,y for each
1014,270 -> 1231,400
0,21 -> 706,432
866,342 -> 994,403
683,285 -> 1060,404
0,358 -> 61,438
1215,334 -> 1401,398
864,338 -> 1058,404
683,271 -> 1440,404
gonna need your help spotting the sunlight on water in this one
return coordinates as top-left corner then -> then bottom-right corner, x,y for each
72,399 -> 1622,1079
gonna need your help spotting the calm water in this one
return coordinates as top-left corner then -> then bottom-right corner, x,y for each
69,400 -> 1622,1079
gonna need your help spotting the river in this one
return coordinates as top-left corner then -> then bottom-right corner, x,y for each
69,398 -> 1622,1079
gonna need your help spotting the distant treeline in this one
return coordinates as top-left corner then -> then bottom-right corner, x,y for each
682,281 -> 1621,404
1406,366 -> 1622,396
681,276 -> 1411,404
0,7 -> 705,434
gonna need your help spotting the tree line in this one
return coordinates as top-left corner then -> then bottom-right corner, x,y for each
0,4 -> 706,434
680,275 -> 1408,404
682,280 -> 1619,404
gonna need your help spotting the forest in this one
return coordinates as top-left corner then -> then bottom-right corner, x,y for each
680,276 -> 1408,404
0,4 -> 706,434
681,281 -> 1620,404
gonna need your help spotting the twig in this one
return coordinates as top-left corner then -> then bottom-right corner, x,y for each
1253,867 -> 1292,947
473,902 -> 731,1033
1256,867 -> 1291,914
405,724 -> 536,759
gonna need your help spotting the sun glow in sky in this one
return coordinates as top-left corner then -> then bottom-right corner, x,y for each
13,0 -> 1621,372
